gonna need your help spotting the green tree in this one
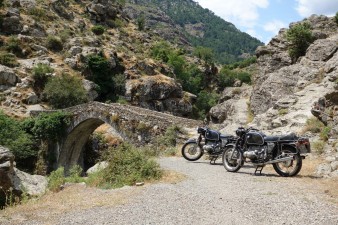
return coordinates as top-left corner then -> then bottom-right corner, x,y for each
43,73 -> 88,109
335,12 -> 338,24
286,22 -> 314,62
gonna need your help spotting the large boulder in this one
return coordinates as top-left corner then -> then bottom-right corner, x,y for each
126,75 -> 195,116
1,8 -> 23,35
0,65 -> 20,90
0,146 -> 47,207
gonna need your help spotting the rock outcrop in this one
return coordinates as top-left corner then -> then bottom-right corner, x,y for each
0,146 -> 47,207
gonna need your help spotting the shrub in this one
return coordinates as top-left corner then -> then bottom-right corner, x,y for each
48,167 -> 66,192
91,25 -> 105,35
5,36 -> 21,56
193,46 -> 214,64
46,36 -> 63,52
193,90 -> 219,119
87,143 -> 163,188
86,53 -> 123,100
286,22 -> 314,62
137,14 -> 146,31
335,12 -> 338,24
150,41 -> 173,62
28,7 -> 48,21
0,52 -> 19,67
43,73 -> 88,109
160,125 -> 185,147
312,141 -> 325,155
31,63 -> 54,93
302,117 -> 324,134
22,111 -> 70,141
0,111 -> 35,163
320,126 -> 331,141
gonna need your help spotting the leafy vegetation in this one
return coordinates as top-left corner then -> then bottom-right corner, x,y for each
0,111 -> 70,172
85,53 -> 125,101
43,73 -> 88,109
335,12 -> 338,24
286,22 -> 314,62
31,63 -> 54,94
0,52 -> 19,67
46,36 -> 63,52
47,165 -> 85,192
86,143 -> 163,188
91,25 -> 105,35
0,111 -> 35,164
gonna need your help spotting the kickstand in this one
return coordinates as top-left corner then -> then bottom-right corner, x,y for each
254,166 -> 264,175
209,155 -> 218,165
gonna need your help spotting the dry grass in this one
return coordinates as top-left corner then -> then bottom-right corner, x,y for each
0,169 -> 186,224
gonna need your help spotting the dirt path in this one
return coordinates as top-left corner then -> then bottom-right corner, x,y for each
1,157 -> 337,225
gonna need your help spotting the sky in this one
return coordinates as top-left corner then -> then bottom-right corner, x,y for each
194,0 -> 338,44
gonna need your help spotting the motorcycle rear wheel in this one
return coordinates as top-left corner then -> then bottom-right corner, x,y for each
273,147 -> 302,177
181,142 -> 204,161
222,146 -> 242,172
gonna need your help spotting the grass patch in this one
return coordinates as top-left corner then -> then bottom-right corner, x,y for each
86,143 -> 163,189
278,108 -> 289,115
312,141 -> 325,155
0,52 -> 19,67
302,117 -> 324,134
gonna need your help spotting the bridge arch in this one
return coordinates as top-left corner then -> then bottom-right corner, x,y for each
51,101 -> 201,171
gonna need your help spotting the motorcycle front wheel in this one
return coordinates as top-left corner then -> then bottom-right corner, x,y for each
222,146 -> 243,172
273,146 -> 302,177
181,142 -> 204,161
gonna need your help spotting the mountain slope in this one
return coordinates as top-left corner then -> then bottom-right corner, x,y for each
127,0 -> 263,64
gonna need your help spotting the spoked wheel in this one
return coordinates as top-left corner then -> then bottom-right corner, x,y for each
181,142 -> 203,161
222,146 -> 242,172
273,147 -> 302,177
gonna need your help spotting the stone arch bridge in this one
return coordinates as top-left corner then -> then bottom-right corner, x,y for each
33,101 -> 201,171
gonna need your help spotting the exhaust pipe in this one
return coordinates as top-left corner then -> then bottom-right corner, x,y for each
253,156 -> 294,166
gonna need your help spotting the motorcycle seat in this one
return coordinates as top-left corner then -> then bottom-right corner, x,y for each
264,136 -> 279,142
279,133 -> 298,141
220,134 -> 233,139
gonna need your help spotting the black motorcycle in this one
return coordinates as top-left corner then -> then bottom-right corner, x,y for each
181,127 -> 236,164
222,127 -> 311,176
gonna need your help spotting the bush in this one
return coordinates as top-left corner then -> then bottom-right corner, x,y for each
160,125 -> 185,147
0,111 -> 35,163
86,53 -> 125,100
22,111 -> 70,141
0,52 -> 19,67
87,143 -> 163,188
302,117 -> 324,133
5,36 -> 21,55
193,90 -> 219,119
46,36 -> 63,52
150,41 -> 174,62
31,63 -> 54,93
193,46 -> 214,64
48,167 -> 65,192
43,73 -> 88,109
91,25 -> 105,35
335,12 -> 338,24
286,22 -> 314,62
137,14 -> 146,31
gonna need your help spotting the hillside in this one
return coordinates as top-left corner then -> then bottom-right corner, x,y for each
126,0 -> 264,64
211,14 -> 338,177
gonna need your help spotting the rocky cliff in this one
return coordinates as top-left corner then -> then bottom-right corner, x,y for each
211,14 -> 338,177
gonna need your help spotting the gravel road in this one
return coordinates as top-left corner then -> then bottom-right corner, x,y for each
2,157 -> 338,225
